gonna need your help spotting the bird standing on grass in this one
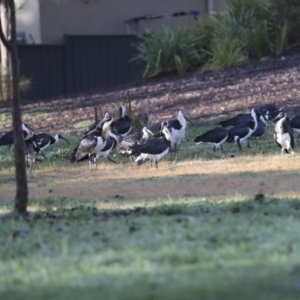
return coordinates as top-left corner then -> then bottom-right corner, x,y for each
117,126 -> 153,158
226,108 -> 259,151
95,116 -> 119,164
194,127 -> 229,152
272,110 -> 294,155
129,125 -> 172,168
36,133 -> 70,152
24,134 -> 46,172
161,110 -> 187,159
74,115 -> 114,169
247,119 -> 269,148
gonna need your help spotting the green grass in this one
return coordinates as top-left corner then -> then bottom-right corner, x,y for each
0,118 -> 286,170
1,197 -> 300,299
1,121 -> 300,299
22,109 -> 50,120
73,120 -> 93,130
0,135 -> 79,170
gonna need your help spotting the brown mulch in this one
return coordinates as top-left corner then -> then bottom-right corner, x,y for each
1,45 -> 300,135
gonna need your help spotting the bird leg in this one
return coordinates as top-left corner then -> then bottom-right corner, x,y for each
26,155 -> 34,173
40,150 -> 47,160
172,145 -> 177,160
237,139 -> 242,151
89,156 -> 93,169
155,159 -> 158,169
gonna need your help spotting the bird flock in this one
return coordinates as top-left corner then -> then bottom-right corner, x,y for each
0,102 -> 300,172
0,123 -> 70,171
195,103 -> 298,155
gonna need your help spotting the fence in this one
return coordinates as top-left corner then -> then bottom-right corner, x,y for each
18,35 -> 144,101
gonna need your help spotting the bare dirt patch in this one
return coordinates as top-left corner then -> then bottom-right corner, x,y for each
1,155 -> 300,202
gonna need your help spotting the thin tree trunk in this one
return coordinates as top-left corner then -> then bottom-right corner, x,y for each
10,0 -> 28,213
0,0 -> 28,214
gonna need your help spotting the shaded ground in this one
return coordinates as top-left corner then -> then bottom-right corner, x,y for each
1,46 -> 300,135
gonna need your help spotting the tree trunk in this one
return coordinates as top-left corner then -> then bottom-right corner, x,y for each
10,0 -> 28,214
0,0 -> 28,214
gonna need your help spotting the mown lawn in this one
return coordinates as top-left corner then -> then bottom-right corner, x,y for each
1,196 -> 300,300
1,123 -> 300,299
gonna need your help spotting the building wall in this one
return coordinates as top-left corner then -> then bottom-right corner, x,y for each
39,0 -> 209,44
16,0 -> 41,44
209,0 -> 228,14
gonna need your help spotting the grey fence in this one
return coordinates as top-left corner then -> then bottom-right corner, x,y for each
18,35 -> 143,101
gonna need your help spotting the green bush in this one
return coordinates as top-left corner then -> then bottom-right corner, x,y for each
271,0 -> 300,44
203,36 -> 247,71
134,0 -> 297,77
272,24 -> 287,56
134,26 -> 204,78
189,16 -> 221,60
226,0 -> 280,58
227,0 -> 276,27
248,20 -> 271,57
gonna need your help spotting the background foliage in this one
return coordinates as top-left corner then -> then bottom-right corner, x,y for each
135,0 -> 300,77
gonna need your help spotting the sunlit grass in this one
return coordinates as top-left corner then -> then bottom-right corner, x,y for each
1,196 -> 300,299
73,120 -> 93,130
22,109 -> 50,121
1,121 -> 300,299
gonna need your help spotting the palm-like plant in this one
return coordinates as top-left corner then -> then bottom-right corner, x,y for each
134,26 -> 204,78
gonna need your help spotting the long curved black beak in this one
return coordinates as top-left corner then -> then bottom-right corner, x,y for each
25,123 -> 35,133
184,115 -> 194,125
60,135 -> 70,144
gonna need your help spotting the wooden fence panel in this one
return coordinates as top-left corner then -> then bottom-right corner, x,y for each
18,35 -> 143,101
18,45 -> 65,100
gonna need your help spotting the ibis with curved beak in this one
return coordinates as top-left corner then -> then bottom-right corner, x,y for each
36,133 -> 70,152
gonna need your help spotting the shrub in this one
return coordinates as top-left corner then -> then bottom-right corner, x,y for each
203,36 -> 247,71
272,24 -> 287,56
271,0 -> 300,44
227,0 -> 276,27
190,16 -> 221,60
228,0 -> 287,58
134,0 -> 295,77
134,25 -> 204,78
248,20 -> 271,58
